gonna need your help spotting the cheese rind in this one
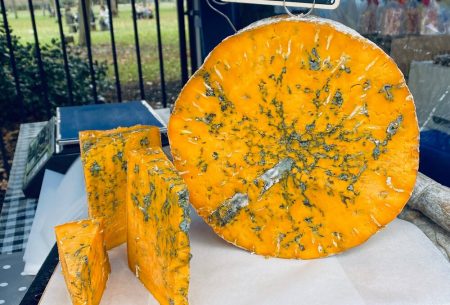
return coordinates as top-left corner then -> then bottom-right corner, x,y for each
79,125 -> 161,249
127,147 -> 190,305
55,219 -> 110,305
168,17 -> 419,259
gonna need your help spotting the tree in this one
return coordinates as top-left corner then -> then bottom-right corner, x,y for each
48,0 -> 56,17
78,0 -> 92,46
98,0 -> 118,17
10,0 -> 18,19
111,0 -> 118,17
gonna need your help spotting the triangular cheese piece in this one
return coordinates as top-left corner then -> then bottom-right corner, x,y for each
55,219 -> 110,305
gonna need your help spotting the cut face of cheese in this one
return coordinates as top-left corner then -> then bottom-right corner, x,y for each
168,17 -> 419,259
127,147 -> 190,305
55,219 -> 110,305
79,125 -> 161,249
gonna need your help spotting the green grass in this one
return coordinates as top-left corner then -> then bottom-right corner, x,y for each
7,2 -> 184,84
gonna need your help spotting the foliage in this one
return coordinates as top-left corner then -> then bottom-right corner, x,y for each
0,24 -> 111,126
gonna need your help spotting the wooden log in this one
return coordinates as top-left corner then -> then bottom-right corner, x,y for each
407,172 -> 450,233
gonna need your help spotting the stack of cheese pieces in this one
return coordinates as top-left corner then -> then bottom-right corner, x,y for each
55,126 -> 191,305
54,16 -> 419,305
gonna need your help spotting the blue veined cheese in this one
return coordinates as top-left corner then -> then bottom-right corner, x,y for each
55,219 -> 110,305
79,125 -> 161,249
127,147 -> 190,305
168,16 -> 419,259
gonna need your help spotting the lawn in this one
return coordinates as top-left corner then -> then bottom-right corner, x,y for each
7,2 -> 187,100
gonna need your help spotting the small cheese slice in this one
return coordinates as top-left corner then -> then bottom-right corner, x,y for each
55,219 -> 110,305
168,17 -> 419,259
127,147 -> 190,305
79,125 -> 161,249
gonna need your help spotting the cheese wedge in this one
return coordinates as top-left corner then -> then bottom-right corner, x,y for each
79,125 -> 161,249
55,219 -> 110,305
168,17 -> 419,259
127,147 -> 190,305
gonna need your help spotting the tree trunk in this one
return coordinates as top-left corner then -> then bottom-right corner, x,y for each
111,0 -> 118,16
48,0 -> 56,17
78,0 -> 91,46
10,0 -> 18,18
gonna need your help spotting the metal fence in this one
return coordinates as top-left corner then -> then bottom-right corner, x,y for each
1,0 -> 192,106
0,0 -> 194,175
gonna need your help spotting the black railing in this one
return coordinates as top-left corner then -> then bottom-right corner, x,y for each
105,0 -> 122,102
130,0 -> 145,100
177,0 -> 189,85
0,0 -> 24,121
80,0 -> 99,104
1,0 -> 192,109
186,0 -> 197,75
155,0 -> 167,105
54,0 -> 74,105
27,0 -> 51,115
0,0 -> 194,175
0,132 -> 10,175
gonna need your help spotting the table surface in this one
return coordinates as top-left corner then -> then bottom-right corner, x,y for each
0,108 -> 171,305
0,122 -> 45,254
0,122 -> 46,305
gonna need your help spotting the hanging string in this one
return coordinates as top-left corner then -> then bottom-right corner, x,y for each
283,0 -> 316,17
206,0 -> 238,33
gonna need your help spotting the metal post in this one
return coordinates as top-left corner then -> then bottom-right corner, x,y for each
154,0 -> 166,107
130,0 -> 145,100
0,0 -> 25,121
28,0 -> 51,118
80,0 -> 99,104
176,0 -> 189,86
105,0 -> 122,102
54,0 -> 74,105
186,0 -> 198,75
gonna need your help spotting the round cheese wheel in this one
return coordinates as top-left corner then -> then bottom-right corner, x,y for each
168,16 -> 419,259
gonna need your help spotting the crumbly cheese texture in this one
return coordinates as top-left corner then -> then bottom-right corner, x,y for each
55,219 -> 110,305
127,147 -> 190,305
168,17 -> 419,259
79,125 -> 162,249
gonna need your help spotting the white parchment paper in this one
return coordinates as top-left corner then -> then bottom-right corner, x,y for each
23,159 -> 88,275
40,211 -> 450,305
23,169 -> 64,275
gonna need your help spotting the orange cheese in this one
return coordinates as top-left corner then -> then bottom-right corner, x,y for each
79,125 -> 161,249
55,219 -> 110,305
168,17 -> 419,259
127,147 -> 190,305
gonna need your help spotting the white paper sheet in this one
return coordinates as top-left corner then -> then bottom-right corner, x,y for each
39,158 -> 88,250
23,169 -> 64,275
40,212 -> 450,305
23,159 -> 88,275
